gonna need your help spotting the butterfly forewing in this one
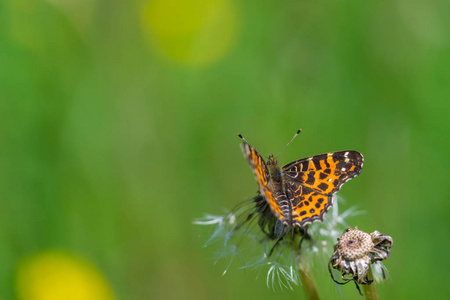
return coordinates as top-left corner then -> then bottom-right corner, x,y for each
283,151 -> 364,193
241,143 -> 288,224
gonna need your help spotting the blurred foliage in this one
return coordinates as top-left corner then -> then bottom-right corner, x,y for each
0,0 -> 449,299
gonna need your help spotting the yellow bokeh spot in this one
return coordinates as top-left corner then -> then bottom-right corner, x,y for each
141,0 -> 240,67
16,251 -> 115,300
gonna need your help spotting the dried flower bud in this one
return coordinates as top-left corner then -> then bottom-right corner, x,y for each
328,227 -> 393,292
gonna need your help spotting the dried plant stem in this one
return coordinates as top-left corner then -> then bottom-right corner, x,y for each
363,267 -> 378,300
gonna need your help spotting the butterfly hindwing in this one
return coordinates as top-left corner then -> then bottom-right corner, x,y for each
283,181 -> 333,226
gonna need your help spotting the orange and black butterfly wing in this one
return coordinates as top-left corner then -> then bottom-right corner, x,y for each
282,151 -> 364,226
241,143 -> 288,224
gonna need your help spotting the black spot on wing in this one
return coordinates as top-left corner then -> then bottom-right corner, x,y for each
301,160 -> 310,171
313,158 -> 322,170
317,182 -> 329,191
306,172 -> 315,185
282,158 -> 313,175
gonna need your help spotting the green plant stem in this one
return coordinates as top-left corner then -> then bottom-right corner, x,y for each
293,239 -> 320,300
297,254 -> 320,300
363,267 -> 378,300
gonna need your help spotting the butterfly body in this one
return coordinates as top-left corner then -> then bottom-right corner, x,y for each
265,155 -> 292,225
241,142 -> 364,227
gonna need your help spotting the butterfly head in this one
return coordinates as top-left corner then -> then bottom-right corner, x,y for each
267,154 -> 277,166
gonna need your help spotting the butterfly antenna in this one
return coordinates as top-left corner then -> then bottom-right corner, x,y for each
237,133 -> 267,158
275,129 -> 302,159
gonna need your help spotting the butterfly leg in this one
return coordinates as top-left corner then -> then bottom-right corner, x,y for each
296,226 -> 311,250
267,234 -> 284,257
267,222 -> 291,256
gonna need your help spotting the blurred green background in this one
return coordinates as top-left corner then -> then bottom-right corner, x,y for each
1,0 -> 449,299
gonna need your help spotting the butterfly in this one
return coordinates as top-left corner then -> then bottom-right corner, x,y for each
239,130 -> 364,227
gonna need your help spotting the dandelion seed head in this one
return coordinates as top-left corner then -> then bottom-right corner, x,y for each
195,195 -> 365,291
264,257 -> 299,291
